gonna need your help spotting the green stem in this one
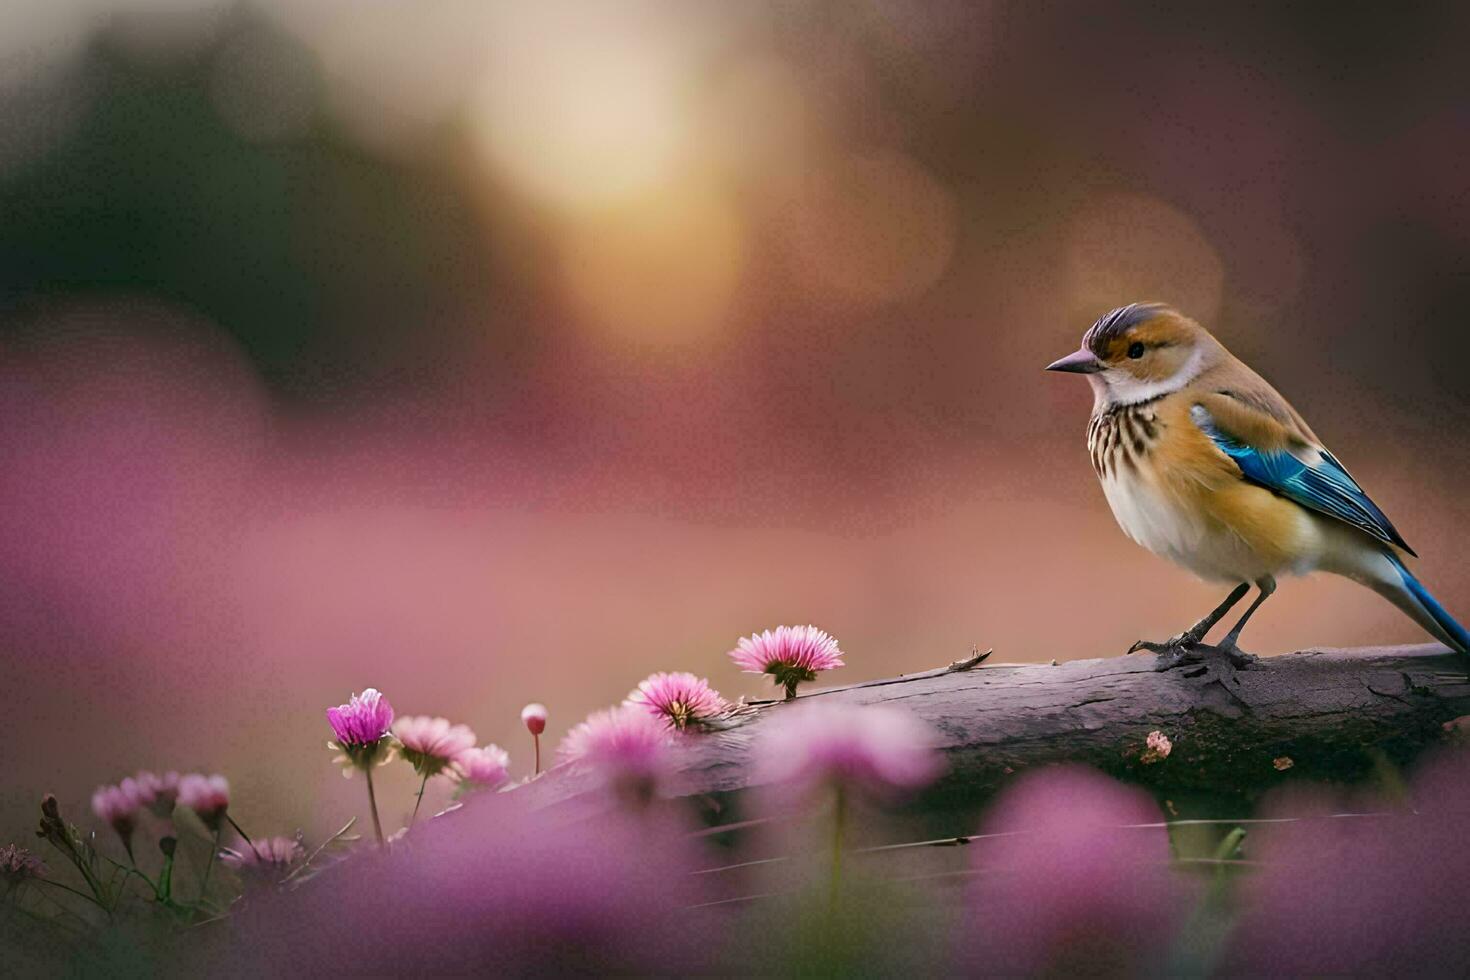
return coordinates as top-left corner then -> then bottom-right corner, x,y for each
45,835 -> 107,906
410,772 -> 430,828
32,875 -> 105,907
281,817 -> 356,885
158,850 -> 175,903
364,766 -> 386,848
125,862 -> 161,901
197,826 -> 221,907
829,784 -> 847,915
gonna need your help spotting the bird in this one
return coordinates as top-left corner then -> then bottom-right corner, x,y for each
1046,302 -> 1469,669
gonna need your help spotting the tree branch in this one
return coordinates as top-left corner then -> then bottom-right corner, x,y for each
525,644 -> 1470,811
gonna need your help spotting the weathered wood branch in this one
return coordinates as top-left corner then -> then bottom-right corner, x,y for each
526,645 -> 1470,812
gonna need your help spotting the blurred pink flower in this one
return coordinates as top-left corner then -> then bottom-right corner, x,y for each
755,702 -> 942,799
91,783 -> 140,851
959,766 -> 1191,976
521,703 -> 547,735
557,705 -> 672,794
223,835 -> 303,877
393,716 -> 478,778
624,671 -> 731,731
326,689 -> 397,774
133,770 -> 180,817
224,799 -> 712,974
453,745 -> 511,790
729,625 -> 845,699
178,773 -> 230,830
0,843 -> 46,885
1223,751 -> 1470,975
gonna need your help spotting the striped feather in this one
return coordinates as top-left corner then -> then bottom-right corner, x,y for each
1088,400 -> 1166,478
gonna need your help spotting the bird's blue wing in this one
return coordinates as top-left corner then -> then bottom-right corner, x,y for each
1190,403 -> 1415,555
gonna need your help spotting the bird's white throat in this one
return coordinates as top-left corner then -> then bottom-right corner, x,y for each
1091,346 -> 1206,409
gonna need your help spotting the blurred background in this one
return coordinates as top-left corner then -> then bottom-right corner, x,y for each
3,0 -> 1469,841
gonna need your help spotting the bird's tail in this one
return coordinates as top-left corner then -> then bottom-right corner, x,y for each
1380,551 -> 1470,655
1320,533 -> 1470,654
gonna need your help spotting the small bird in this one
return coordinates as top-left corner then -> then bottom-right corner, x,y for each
1047,302 -> 1469,668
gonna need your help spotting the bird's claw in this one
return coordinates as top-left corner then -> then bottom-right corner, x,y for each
1141,637 -> 1258,673
1214,641 -> 1259,670
1147,640 -> 1207,672
1127,631 -> 1202,661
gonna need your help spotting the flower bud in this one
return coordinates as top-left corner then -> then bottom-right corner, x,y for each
521,703 -> 548,736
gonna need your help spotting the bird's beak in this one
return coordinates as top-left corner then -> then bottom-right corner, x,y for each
1045,347 -> 1103,374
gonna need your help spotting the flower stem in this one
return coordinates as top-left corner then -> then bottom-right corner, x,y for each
225,813 -> 255,850
125,852 -> 161,901
364,765 -> 386,848
410,773 -> 430,828
533,733 -> 541,775
33,875 -> 105,907
829,784 -> 847,915
158,845 -> 175,903
197,826 -> 221,907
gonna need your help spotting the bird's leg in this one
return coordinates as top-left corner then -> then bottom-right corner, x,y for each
1130,582 -> 1251,664
1213,576 -> 1276,668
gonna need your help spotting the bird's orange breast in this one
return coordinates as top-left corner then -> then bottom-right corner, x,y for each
1091,392 -> 1315,576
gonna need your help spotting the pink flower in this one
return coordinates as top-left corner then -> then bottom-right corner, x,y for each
728,625 -> 845,699
558,705 -> 672,797
755,702 -> 942,799
178,773 -> 230,830
624,672 -> 730,731
326,689 -> 396,773
453,745 -> 511,790
132,770 -> 180,817
328,688 -> 394,746
0,844 -> 45,885
521,703 -> 547,735
91,784 -> 141,851
1223,752 -> 1470,975
959,767 -> 1191,976
393,716 -> 478,778
222,835 -> 303,877
1141,730 -> 1172,764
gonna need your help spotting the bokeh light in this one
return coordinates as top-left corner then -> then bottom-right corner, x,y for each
556,176 -> 746,348
1064,191 -> 1225,323
471,4 -> 707,211
787,150 -> 960,310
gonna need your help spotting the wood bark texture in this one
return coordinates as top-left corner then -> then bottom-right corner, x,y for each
525,644 -> 1470,811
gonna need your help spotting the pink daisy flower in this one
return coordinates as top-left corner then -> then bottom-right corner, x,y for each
756,702 -> 943,800
393,716 -> 478,778
132,770 -> 180,817
326,689 -> 397,775
624,671 -> 731,732
558,705 -> 672,793
178,773 -> 230,830
91,783 -> 141,854
728,625 -> 845,699
222,835 -> 303,878
453,745 -> 511,790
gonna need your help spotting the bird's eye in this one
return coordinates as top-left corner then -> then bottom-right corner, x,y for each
1127,342 -> 1146,359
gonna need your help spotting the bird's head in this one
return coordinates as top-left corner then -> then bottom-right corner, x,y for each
1046,303 -> 1216,407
